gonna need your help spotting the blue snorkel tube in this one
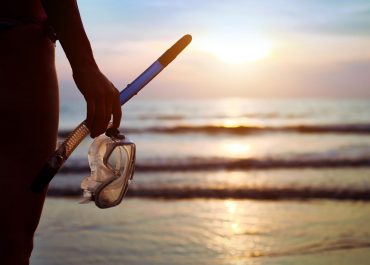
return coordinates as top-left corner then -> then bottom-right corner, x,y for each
119,34 -> 192,105
32,34 -> 192,193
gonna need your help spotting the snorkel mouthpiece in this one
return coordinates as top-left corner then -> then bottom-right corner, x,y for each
80,133 -> 135,208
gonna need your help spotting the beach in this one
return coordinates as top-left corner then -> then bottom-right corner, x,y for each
32,198 -> 370,265
31,98 -> 370,264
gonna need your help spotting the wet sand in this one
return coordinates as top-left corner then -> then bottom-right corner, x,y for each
31,198 -> 370,265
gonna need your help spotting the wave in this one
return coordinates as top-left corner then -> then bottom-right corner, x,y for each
47,185 -> 370,201
60,157 -> 370,174
59,123 -> 370,137
138,114 -> 184,120
135,113 -> 308,120
252,239 -> 370,258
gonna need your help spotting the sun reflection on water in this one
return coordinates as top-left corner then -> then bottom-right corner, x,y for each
231,222 -> 240,233
223,142 -> 251,158
202,200 -> 271,264
224,200 -> 241,234
225,200 -> 237,214
223,119 -> 241,128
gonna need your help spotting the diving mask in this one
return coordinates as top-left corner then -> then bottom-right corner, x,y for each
80,132 -> 135,209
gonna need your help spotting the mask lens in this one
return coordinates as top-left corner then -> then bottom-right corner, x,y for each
107,145 -> 126,173
95,141 -> 135,208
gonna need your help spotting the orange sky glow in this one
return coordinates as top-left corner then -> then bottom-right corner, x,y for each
57,0 -> 370,100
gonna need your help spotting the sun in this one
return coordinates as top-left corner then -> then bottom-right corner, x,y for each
212,40 -> 272,64
196,34 -> 273,64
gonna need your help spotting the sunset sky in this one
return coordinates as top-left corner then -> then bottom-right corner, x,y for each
57,0 -> 370,100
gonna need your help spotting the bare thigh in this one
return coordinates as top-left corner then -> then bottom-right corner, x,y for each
0,23 -> 58,265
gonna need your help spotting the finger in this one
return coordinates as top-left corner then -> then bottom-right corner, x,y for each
112,89 -> 122,129
104,91 -> 112,129
86,101 -> 95,135
91,98 -> 106,137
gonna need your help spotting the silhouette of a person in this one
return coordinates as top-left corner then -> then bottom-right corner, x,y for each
0,1 -> 121,264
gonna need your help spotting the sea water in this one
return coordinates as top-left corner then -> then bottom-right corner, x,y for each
31,98 -> 370,264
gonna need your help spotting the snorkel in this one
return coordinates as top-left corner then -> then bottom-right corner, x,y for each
31,34 -> 192,193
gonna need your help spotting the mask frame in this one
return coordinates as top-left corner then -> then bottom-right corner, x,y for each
94,137 -> 136,209
81,134 -> 136,209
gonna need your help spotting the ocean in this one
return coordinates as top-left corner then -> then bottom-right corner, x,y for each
31,98 -> 370,264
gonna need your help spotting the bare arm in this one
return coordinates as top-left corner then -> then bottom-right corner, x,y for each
41,0 -> 121,137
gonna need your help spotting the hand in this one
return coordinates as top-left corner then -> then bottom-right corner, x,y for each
73,66 -> 121,138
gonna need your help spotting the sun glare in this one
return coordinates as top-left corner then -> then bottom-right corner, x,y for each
224,143 -> 251,158
197,34 -> 273,64
212,40 -> 272,64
